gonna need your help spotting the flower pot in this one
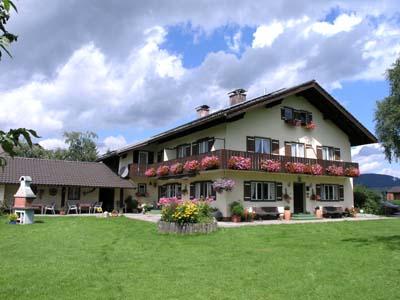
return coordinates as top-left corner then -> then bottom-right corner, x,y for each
284,210 -> 291,221
231,215 -> 242,223
9,221 -> 17,225
315,209 -> 323,219
59,211 -> 66,215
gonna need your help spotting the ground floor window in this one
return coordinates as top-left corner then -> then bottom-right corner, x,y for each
67,187 -> 80,200
250,182 -> 276,201
190,181 -> 215,199
159,183 -> 182,199
317,184 -> 344,201
137,183 -> 147,196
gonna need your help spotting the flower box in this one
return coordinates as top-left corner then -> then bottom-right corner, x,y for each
184,160 -> 200,173
305,121 -> 316,130
156,165 -> 170,177
260,159 -> 281,172
303,164 -> 324,175
170,163 -> 184,175
326,165 -> 344,176
144,167 -> 157,177
201,155 -> 220,170
345,167 -> 360,177
285,162 -> 306,173
228,156 -> 251,170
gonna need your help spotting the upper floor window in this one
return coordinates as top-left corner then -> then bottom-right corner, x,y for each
192,138 -> 214,155
281,106 -> 312,125
177,144 -> 191,158
255,137 -> 271,154
285,142 -> 305,158
198,140 -> 209,154
317,146 -> 341,161
247,136 -> 279,154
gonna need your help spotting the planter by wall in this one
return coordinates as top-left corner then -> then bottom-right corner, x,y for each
158,220 -> 218,235
284,210 -> 291,221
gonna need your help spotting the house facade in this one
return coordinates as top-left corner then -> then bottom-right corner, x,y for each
99,80 -> 376,217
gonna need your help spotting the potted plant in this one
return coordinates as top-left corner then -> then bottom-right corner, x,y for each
59,208 -> 66,215
111,210 -> 119,217
244,208 -> 255,222
230,201 -> 244,222
8,213 -> 18,224
212,178 -> 235,193
315,206 -> 323,218
284,206 -> 291,220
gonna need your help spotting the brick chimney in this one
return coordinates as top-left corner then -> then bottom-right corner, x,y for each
228,89 -> 247,106
195,105 -> 210,118
14,176 -> 36,208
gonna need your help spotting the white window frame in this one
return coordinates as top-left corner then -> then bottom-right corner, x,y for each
195,182 -> 214,198
166,184 -> 182,198
321,184 -> 338,201
322,146 -> 335,161
198,140 -> 209,154
138,183 -> 146,195
291,143 -> 305,158
177,145 -> 191,158
255,137 -> 271,154
251,182 -> 275,201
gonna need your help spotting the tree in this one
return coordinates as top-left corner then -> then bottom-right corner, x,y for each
375,56 -> 400,162
353,185 -> 382,214
0,0 -> 17,59
63,131 -> 98,161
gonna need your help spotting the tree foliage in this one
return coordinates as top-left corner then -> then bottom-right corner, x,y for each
0,0 -> 17,59
353,185 -> 382,214
375,56 -> 400,162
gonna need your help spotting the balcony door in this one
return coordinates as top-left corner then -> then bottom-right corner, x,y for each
138,151 -> 148,166
293,183 -> 304,213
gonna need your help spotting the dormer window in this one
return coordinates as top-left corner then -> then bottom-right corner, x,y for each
281,106 -> 312,126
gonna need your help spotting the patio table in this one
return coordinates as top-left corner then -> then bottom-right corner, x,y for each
31,203 -> 46,214
79,203 -> 93,214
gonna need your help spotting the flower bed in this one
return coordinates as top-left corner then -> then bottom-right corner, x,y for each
184,160 -> 201,173
144,167 -> 156,177
345,167 -> 360,177
285,162 -> 306,173
156,165 -> 170,177
201,155 -> 220,170
170,162 -> 184,175
212,178 -> 235,193
326,165 -> 344,176
228,156 -> 251,170
260,159 -> 281,172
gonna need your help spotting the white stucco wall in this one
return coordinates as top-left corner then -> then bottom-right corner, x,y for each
0,184 -> 5,206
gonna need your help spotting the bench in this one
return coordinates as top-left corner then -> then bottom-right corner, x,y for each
322,206 -> 344,218
253,207 -> 280,220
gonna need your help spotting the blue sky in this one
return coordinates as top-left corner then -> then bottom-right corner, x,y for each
0,1 -> 399,176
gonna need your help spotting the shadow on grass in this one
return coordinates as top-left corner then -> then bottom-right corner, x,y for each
34,220 -> 45,224
342,235 -> 400,250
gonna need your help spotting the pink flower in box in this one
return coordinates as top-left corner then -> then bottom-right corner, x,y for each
326,165 -> 344,176
170,163 -> 184,175
156,165 -> 170,177
144,167 -> 156,177
285,162 -> 306,173
311,164 -> 324,175
158,197 -> 182,206
260,159 -> 281,172
345,167 -> 360,177
184,160 -> 200,173
306,121 -> 316,130
201,155 -> 220,170
228,156 -> 251,170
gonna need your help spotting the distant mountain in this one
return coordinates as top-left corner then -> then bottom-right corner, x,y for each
354,173 -> 400,192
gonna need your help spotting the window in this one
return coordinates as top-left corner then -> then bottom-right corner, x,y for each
137,183 -> 147,196
255,137 -> 271,154
321,185 -> 338,201
198,140 -> 209,154
250,182 -> 275,201
291,143 -> 305,158
281,106 -> 312,125
157,150 -> 163,162
68,187 -> 80,200
177,144 -> 191,158
322,146 -> 335,160
194,181 -> 215,199
166,184 -> 182,198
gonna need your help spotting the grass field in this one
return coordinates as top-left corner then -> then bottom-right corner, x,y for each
1,216 -> 399,299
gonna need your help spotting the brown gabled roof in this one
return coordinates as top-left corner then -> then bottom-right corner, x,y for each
0,156 -> 134,188
98,80 -> 377,160
387,186 -> 400,193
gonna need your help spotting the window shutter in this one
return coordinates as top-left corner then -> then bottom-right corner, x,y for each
246,136 -> 255,152
316,146 -> 323,160
316,184 -> 321,199
339,185 -> 344,201
272,140 -> 280,155
133,151 -> 139,163
276,182 -> 282,201
148,152 -> 154,164
192,142 -> 199,155
334,148 -> 341,161
281,107 -> 286,120
190,183 -> 196,200
244,181 -> 251,201
157,151 -> 163,162
307,113 -> 313,123
185,145 -> 191,157
208,138 -> 215,152
285,142 -> 292,156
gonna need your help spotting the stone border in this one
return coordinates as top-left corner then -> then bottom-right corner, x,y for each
157,220 -> 218,234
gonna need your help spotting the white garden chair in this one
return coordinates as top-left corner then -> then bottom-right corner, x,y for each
44,202 -> 56,215
67,201 -> 79,214
93,202 -> 103,213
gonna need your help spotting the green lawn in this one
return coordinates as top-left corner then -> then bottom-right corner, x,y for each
1,217 -> 399,299
392,199 -> 400,206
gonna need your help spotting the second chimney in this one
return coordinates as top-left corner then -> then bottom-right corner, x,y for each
228,89 -> 247,106
196,105 -> 210,118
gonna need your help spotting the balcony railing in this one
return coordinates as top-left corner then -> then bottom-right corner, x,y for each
129,149 -> 359,178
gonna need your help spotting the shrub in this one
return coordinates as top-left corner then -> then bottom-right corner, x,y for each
173,201 -> 200,224
212,178 -> 235,193
159,198 -> 213,224
170,163 -> 184,175
354,185 -> 382,214
285,162 -> 306,173
156,165 -> 170,177
144,167 -> 156,177
201,155 -> 220,170
326,165 -> 344,176
230,201 -> 244,217
184,160 -> 201,173
228,156 -> 251,170
260,159 -> 281,172
8,213 -> 18,222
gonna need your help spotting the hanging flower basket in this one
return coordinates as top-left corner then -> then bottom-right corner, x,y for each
260,159 -> 281,172
145,167 -> 157,177
156,165 -> 170,177
326,165 -> 344,176
201,156 -> 220,170
184,160 -> 201,173
228,156 -> 251,170
170,163 -> 184,175
212,178 -> 235,193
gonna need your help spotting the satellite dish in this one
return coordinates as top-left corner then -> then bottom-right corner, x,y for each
119,166 -> 129,178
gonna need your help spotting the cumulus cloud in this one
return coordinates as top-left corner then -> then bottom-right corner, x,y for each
309,13 -> 362,36
39,139 -> 67,150
98,135 -> 128,154
252,21 -> 285,48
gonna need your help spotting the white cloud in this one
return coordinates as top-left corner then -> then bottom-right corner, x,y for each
252,21 -> 285,48
39,138 -> 67,150
99,135 -> 128,154
309,13 -> 362,36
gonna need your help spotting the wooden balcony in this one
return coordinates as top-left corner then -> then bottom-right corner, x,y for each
129,149 -> 359,178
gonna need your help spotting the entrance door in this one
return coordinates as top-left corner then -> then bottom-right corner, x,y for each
99,188 -> 115,212
293,183 -> 304,213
